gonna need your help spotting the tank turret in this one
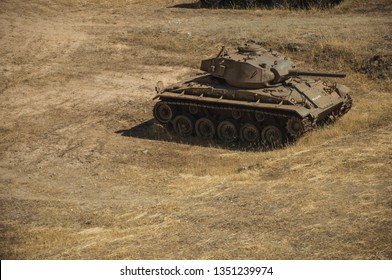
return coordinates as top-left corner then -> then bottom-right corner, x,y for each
200,44 -> 346,88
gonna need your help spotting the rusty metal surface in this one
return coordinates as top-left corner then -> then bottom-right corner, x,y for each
152,43 -> 352,147
154,91 -> 312,118
200,44 -> 347,88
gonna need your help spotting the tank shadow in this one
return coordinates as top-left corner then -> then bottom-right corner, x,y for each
169,3 -> 201,9
169,2 -> 265,10
116,119 -> 276,151
116,119 -> 173,142
170,1 -> 343,10
169,2 -> 262,9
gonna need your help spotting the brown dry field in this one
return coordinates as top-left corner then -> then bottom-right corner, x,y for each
0,0 -> 391,259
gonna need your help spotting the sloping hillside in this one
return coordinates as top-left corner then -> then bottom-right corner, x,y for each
0,0 -> 391,259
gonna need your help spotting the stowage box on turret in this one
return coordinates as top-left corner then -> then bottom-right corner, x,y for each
153,43 -> 352,147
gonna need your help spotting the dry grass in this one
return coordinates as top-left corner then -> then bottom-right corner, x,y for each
0,0 -> 391,260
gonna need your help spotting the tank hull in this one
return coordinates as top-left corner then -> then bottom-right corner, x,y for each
153,74 -> 352,147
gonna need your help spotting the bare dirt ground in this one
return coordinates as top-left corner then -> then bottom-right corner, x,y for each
0,0 -> 391,259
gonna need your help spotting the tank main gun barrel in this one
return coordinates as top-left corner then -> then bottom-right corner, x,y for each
288,70 -> 346,78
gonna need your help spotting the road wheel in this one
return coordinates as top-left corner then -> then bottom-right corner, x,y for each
173,115 -> 194,137
261,124 -> 285,148
195,117 -> 216,139
153,102 -> 174,124
240,122 -> 260,144
286,117 -> 304,138
217,119 -> 238,143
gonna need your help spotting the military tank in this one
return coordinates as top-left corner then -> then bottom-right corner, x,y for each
153,44 -> 352,147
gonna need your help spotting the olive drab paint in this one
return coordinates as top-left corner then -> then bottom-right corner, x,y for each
152,43 -> 352,148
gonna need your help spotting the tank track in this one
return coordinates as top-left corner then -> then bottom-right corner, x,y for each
340,94 -> 352,115
154,98 -> 316,147
316,93 -> 352,125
